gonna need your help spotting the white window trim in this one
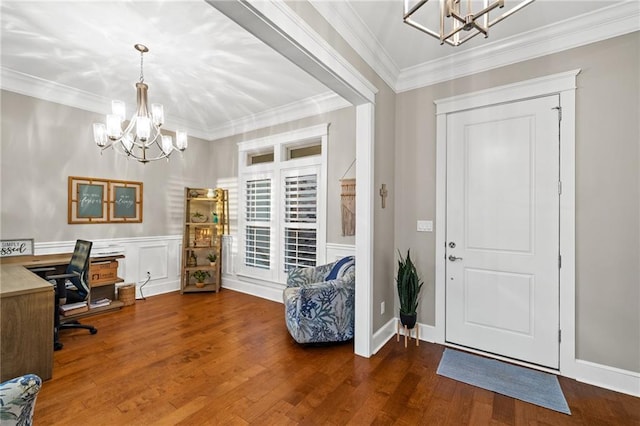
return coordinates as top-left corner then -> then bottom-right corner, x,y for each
237,124 -> 328,284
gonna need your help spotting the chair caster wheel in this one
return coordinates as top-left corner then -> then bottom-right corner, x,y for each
54,342 -> 63,351
90,329 -> 97,335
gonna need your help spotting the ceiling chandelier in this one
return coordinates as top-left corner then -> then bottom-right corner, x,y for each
92,44 -> 187,163
403,0 -> 535,47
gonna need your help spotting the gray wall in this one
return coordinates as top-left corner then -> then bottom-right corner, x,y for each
395,32 -> 640,372
286,1 -> 397,332
0,91 -> 214,242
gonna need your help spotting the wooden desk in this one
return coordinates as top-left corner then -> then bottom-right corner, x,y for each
2,253 -> 126,317
1,253 -> 74,267
0,263 -> 54,381
1,252 -> 125,381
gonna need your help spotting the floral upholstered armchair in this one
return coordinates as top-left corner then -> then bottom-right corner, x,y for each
283,256 -> 355,344
0,374 -> 42,426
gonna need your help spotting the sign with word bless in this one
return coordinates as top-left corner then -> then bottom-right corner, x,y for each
0,239 -> 34,258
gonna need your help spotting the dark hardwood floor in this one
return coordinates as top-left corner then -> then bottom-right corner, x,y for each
35,290 -> 639,425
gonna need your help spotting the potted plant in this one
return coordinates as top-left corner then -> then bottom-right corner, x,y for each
191,211 -> 206,223
191,270 -> 210,288
396,249 -> 423,329
207,252 -> 217,266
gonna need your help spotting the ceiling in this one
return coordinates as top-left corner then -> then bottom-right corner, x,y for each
331,0 -> 615,69
1,1 -> 635,141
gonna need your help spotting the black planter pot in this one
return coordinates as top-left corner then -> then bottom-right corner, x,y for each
399,312 -> 417,329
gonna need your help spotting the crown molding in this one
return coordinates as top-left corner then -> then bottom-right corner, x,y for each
267,0 -> 378,102
205,91 -> 350,141
307,0 -> 638,93
0,67 -> 349,141
1,67 -> 107,115
212,0 -> 377,105
309,0 -> 400,91
4,1 -> 636,137
396,0 -> 640,92
0,67 -> 213,140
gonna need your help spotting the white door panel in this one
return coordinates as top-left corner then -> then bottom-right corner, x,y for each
446,95 -> 560,368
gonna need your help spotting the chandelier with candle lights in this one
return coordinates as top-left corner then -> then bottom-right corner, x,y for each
92,44 -> 187,163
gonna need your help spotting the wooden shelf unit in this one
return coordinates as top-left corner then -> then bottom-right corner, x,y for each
61,254 -> 126,319
181,187 -> 229,293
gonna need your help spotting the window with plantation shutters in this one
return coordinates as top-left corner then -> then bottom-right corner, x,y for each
245,225 -> 270,269
283,174 -> 317,272
238,124 -> 328,283
244,178 -> 271,269
245,179 -> 270,222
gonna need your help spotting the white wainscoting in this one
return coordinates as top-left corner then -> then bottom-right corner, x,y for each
221,242 -> 356,303
35,235 -> 182,299
326,243 -> 355,261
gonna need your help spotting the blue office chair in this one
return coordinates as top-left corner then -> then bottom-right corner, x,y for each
46,240 -> 97,350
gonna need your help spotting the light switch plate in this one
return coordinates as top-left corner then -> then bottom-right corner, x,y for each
417,220 -> 433,232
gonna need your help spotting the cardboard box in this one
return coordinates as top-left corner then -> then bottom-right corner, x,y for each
89,260 -> 118,285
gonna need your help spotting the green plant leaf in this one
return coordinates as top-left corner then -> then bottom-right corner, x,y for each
396,249 -> 424,315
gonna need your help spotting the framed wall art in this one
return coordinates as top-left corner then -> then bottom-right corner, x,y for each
68,177 -> 109,224
108,180 -> 143,222
68,176 -> 143,224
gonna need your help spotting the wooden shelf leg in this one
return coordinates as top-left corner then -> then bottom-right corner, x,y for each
404,325 -> 408,348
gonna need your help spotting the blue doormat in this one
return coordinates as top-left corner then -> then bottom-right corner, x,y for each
437,349 -> 571,414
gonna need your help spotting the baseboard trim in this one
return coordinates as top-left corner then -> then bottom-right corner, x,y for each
372,319 -> 438,355
573,359 -> 640,397
372,318 -> 396,354
131,279 -> 180,300
325,243 -> 356,261
221,275 -> 283,304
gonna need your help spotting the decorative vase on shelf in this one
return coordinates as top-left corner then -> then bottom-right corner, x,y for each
195,281 -> 205,288
187,252 -> 197,267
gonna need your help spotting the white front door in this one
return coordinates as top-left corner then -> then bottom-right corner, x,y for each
445,95 -> 561,368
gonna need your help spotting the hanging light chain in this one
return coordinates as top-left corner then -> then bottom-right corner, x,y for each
134,43 -> 149,83
139,49 -> 144,83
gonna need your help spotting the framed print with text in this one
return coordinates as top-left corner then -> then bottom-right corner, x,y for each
108,180 -> 143,222
68,176 -> 143,224
68,177 -> 109,224
1,238 -> 34,258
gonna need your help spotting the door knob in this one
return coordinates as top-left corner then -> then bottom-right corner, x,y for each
448,255 -> 463,261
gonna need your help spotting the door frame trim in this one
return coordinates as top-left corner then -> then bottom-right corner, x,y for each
433,69 -> 581,375
208,0 -> 377,358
